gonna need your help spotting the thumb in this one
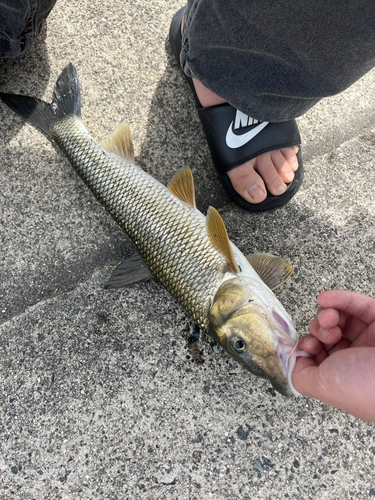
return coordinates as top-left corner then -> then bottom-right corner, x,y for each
292,348 -> 375,421
292,356 -> 324,399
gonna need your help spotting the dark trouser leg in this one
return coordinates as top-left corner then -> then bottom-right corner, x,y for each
0,0 -> 57,58
181,0 -> 375,121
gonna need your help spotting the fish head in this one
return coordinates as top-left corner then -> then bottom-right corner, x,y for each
208,277 -> 299,397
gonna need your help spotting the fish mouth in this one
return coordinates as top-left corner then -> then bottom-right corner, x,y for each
271,308 -> 310,396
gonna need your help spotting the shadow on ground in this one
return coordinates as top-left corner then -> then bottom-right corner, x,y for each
136,39 -> 228,213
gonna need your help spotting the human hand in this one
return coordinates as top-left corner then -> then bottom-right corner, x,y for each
292,290 -> 375,421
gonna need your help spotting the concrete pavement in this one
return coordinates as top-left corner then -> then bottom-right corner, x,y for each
0,1 -> 374,499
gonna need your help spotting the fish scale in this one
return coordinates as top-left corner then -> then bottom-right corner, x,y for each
51,116 -> 227,330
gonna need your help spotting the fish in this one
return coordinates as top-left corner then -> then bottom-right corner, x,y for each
0,64 -> 308,397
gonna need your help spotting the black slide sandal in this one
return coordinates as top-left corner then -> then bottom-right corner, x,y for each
169,7 -> 304,212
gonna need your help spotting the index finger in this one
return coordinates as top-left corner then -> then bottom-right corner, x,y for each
318,290 -> 375,325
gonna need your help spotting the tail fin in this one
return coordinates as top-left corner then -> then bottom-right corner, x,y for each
0,63 -> 81,138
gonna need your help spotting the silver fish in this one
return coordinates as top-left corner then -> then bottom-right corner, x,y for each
0,64 -> 308,397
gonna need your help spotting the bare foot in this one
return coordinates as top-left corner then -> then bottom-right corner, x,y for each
193,78 -> 299,204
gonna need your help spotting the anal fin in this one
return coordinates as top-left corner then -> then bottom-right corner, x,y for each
104,251 -> 152,289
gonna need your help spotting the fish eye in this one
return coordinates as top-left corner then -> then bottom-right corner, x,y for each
233,339 -> 245,351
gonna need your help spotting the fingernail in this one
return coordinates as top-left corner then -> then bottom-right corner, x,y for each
318,326 -> 333,339
293,146 -> 299,154
298,336 -> 309,349
317,308 -> 326,319
248,184 -> 266,200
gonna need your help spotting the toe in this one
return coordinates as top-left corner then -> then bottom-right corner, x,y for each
270,149 -> 295,184
227,160 -> 267,204
226,147 -> 300,205
255,153 -> 287,196
280,146 -> 299,172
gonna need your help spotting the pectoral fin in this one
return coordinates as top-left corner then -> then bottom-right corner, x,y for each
101,122 -> 134,162
246,253 -> 293,289
104,251 -> 152,289
168,167 -> 196,207
206,207 -> 239,273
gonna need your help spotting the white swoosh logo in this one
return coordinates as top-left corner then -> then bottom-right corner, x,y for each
226,121 -> 269,149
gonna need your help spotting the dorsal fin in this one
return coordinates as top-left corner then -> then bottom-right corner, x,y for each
168,167 -> 196,207
101,122 -> 134,161
246,253 -> 293,289
206,207 -> 239,273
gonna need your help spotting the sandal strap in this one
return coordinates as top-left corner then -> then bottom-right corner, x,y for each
198,104 -> 301,174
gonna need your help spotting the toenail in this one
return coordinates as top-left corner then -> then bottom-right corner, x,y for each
293,146 -> 299,154
275,184 -> 287,195
248,184 -> 266,199
286,171 -> 294,181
